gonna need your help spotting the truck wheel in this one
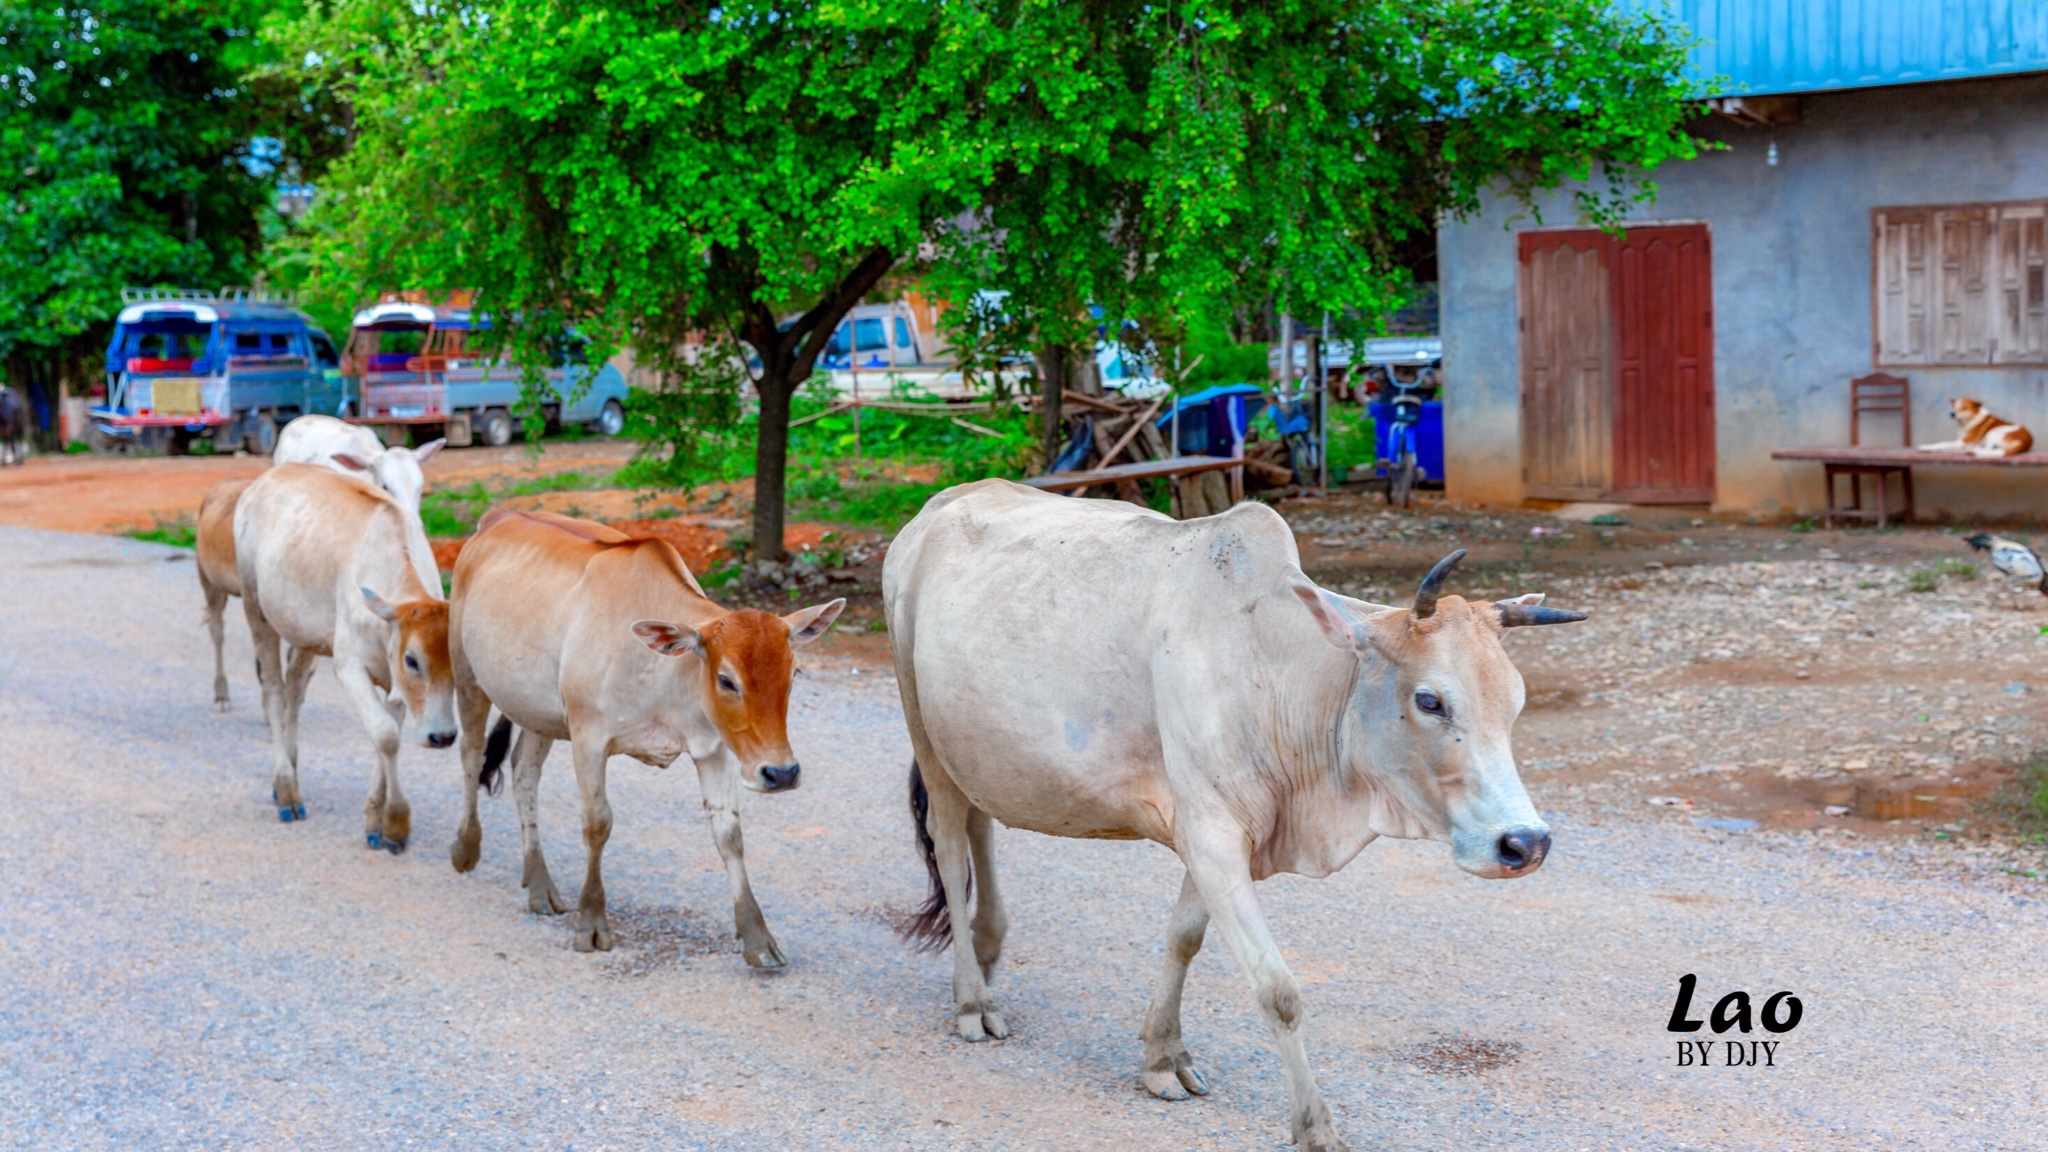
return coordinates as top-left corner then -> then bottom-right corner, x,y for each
480,408 -> 514,447
244,411 -> 278,456
590,399 -> 625,437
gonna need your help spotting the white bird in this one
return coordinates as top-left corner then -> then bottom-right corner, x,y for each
1965,534 -> 2047,595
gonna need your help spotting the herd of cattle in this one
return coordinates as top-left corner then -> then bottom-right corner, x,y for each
191,418 -> 1585,1152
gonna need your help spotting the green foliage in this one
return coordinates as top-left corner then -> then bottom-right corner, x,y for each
1907,568 -> 1941,594
418,483 -> 490,537
0,0 -> 299,395
125,518 -> 196,548
290,0 -> 1701,554
1937,558 -> 1979,580
1328,409 -> 1378,483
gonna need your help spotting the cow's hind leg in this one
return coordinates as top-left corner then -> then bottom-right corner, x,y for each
1139,869 -> 1212,1100
202,575 -> 232,710
244,603 -> 304,821
695,748 -> 784,968
965,807 -> 1006,980
921,765 -> 1006,1041
510,730 -> 564,914
569,734 -> 614,951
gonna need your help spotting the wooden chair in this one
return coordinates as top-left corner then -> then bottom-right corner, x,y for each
1824,373 -> 1914,528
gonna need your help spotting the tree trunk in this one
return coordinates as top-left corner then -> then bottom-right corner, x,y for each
1037,344 -> 1069,468
751,369 -> 795,563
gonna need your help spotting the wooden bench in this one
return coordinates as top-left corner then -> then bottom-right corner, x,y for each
1770,445 -> 2048,527
1020,454 -> 1243,494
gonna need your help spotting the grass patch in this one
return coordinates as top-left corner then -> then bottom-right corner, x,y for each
502,470 -> 613,497
126,518 -> 197,548
419,482 -> 492,537
794,478 -> 947,533
1937,557 -> 1978,579
1988,756 -> 2048,842
1907,568 -> 1941,593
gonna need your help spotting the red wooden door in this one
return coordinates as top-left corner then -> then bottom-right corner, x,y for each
1609,224 -> 1715,502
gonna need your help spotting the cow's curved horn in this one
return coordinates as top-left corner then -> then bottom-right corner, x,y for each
1412,549 -> 1467,619
1496,602 -> 1588,628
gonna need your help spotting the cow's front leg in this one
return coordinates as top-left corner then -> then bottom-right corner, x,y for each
1140,869 -> 1212,1100
693,748 -> 783,968
449,685 -> 492,873
202,576 -> 232,711
334,662 -> 407,853
510,730 -> 563,914
1183,826 -> 1346,1152
569,734 -> 614,951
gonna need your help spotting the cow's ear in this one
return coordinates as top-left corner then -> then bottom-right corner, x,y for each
1292,580 -> 1358,651
1500,592 -> 1545,607
332,452 -> 372,473
413,438 -> 446,466
632,620 -> 702,657
783,598 -> 846,648
360,586 -> 399,622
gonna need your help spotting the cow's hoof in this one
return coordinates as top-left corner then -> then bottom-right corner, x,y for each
278,806 -> 299,823
212,699 -> 231,714
1296,1122 -> 1350,1152
528,886 -> 567,916
383,834 -> 407,856
1142,1062 -> 1208,1100
573,919 -> 614,953
742,934 -> 786,970
291,804 -> 306,821
366,831 -> 383,849
955,1004 -> 1008,1042
449,832 -> 481,874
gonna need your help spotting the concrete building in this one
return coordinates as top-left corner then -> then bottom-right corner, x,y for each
1439,0 -> 2048,518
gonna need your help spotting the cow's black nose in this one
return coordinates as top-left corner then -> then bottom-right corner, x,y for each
760,762 -> 801,792
426,731 -> 456,749
1496,830 -> 1551,872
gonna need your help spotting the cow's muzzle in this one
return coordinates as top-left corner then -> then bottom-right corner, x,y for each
423,730 -> 457,749
758,762 -> 801,792
1495,828 -> 1551,875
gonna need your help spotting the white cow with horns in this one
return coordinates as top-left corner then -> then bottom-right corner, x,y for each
883,479 -> 1586,1152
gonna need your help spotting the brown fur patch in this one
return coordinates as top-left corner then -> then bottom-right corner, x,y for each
696,608 -> 799,765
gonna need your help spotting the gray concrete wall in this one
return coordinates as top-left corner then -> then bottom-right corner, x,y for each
1440,72 -> 2048,519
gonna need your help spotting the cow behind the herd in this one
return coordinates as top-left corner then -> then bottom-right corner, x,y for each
883,479 -> 1584,1152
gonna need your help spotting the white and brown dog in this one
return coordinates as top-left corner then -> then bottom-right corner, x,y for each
1919,398 -> 2034,458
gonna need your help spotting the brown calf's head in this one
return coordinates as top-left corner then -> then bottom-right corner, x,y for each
631,598 -> 846,792
1294,549 -> 1584,881
360,587 -> 458,748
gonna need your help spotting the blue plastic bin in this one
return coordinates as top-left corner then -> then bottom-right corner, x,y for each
1366,399 -> 1445,481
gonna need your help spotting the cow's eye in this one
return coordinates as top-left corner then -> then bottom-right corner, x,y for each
717,672 -> 740,694
404,653 -> 422,675
1414,689 -> 1445,716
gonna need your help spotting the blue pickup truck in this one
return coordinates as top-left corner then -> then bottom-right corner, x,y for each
345,300 -> 628,447
93,288 -> 345,454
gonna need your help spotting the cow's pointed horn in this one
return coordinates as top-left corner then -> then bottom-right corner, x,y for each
1496,602 -> 1589,628
1412,549 -> 1467,619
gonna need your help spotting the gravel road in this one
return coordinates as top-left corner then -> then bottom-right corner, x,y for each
2,525 -> 2043,1151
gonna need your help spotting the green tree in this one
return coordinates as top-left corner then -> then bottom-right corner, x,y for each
0,0 -> 297,432
298,0 -> 1700,557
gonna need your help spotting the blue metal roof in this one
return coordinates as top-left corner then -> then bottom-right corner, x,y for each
1633,0 -> 2048,96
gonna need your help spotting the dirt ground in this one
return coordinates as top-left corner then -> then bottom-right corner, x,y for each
6,525 -> 2045,1150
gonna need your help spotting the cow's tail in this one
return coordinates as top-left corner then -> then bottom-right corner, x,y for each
479,714 -> 513,797
902,758 -> 966,953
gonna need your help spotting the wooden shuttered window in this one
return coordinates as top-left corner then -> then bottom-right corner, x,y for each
1877,202 -> 2048,366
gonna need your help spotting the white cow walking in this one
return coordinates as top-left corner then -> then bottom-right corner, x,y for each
883,479 -> 1585,1151
273,413 -> 444,516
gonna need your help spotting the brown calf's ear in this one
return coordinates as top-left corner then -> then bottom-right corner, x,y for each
332,452 -> 372,473
360,586 -> 399,622
784,598 -> 847,647
412,438 -> 446,466
632,619 -> 703,657
1292,579 -> 1358,651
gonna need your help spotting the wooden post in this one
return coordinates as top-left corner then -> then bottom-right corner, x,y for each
1038,345 -> 1068,469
